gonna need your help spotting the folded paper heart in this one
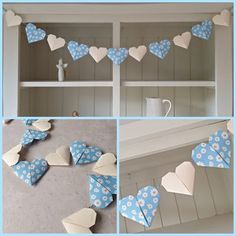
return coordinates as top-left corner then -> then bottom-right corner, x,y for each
13,159 -> 49,186
21,129 -> 48,145
47,34 -> 66,51
23,119 -> 38,126
32,120 -> 51,131
173,32 -> 191,49
25,23 -> 46,43
192,130 -> 231,168
149,40 -> 171,59
70,140 -> 102,165
46,145 -> 70,166
227,120 -> 233,134
5,10 -> 22,27
67,41 -> 89,61
89,174 -> 117,208
119,186 -> 160,227
89,46 -> 108,63
107,48 -> 128,65
62,208 -> 97,234
93,153 -> 116,176
129,45 -> 147,62
3,144 -> 22,166
161,161 -> 195,195
191,20 -> 213,40
212,9 -> 230,26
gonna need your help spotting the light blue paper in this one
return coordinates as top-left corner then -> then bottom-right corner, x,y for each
21,129 -> 48,146
25,23 -> 46,43
13,159 -> 49,186
89,174 -> 117,208
149,40 -> 171,59
67,41 -> 89,61
23,119 -> 38,126
191,20 -> 213,40
119,186 -> 160,227
192,130 -> 231,168
107,48 -> 128,65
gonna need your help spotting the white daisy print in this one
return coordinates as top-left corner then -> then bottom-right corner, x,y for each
147,203 -> 153,209
131,210 -> 137,215
212,143 -> 219,150
102,196 -> 108,201
122,205 -> 127,211
152,209 -> 157,216
142,192 -> 148,198
153,197 -> 159,203
127,201 -> 132,207
91,194 -> 96,200
102,188 -> 109,194
94,188 -> 99,193
128,195 -> 134,200
138,212 -> 144,219
138,199 -> 145,207
94,199 -> 101,207
196,153 -> 202,159
217,163 -> 224,168
208,155 -> 214,160
197,161 -> 205,166
201,148 -> 206,154
151,188 -> 158,196
209,161 -> 214,167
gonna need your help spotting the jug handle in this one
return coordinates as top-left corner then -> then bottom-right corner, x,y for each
162,99 -> 172,117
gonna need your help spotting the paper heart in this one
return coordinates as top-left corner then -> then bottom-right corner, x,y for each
129,45 -> 147,62
32,119 -> 51,131
67,41 -> 89,61
5,10 -> 22,27
23,119 -> 38,126
93,153 -> 117,176
21,129 -> 48,145
89,174 -> 117,208
173,32 -> 191,49
227,120 -> 233,134
191,20 -> 213,40
149,40 -> 171,59
192,130 -> 231,168
47,34 -> 65,51
13,159 -> 49,186
107,48 -> 128,65
212,9 -> 230,26
89,46 -> 108,63
161,161 -> 195,195
70,140 -> 102,165
46,146 -> 70,166
3,144 -> 22,166
62,208 -> 97,234
119,186 -> 160,227
25,23 -> 46,43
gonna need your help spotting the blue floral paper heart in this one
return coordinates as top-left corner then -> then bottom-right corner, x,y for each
23,119 -> 38,126
25,23 -> 46,44
191,20 -> 213,40
21,129 -> 48,146
149,40 -> 171,59
192,130 -> 231,168
13,159 -> 49,186
119,186 -> 160,227
89,174 -> 117,208
69,140 -> 102,165
67,41 -> 89,61
107,48 -> 128,65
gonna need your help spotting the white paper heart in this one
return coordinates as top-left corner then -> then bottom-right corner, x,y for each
45,146 -> 70,166
32,120 -> 51,131
161,161 -> 195,195
5,10 -> 22,27
227,120 -> 233,134
173,32 -> 191,49
129,45 -> 147,62
89,46 -> 108,63
93,153 -> 117,176
212,9 -> 231,27
47,34 -> 65,51
3,144 -> 22,166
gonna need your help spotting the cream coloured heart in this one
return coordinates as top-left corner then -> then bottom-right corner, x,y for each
47,34 -> 66,51
212,9 -> 231,27
89,46 -> 108,63
227,120 -> 233,134
5,10 -> 22,27
161,161 -> 195,195
173,32 -> 191,49
129,45 -> 147,62
45,146 -> 70,166
32,119 -> 51,131
93,153 -> 116,176
3,144 -> 22,166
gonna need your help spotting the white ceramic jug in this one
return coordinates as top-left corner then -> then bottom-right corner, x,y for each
145,97 -> 172,117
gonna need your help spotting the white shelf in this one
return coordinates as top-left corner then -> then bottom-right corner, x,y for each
122,80 -> 215,87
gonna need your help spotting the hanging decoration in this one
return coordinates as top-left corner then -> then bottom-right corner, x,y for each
47,34 -> 66,51
67,41 -> 89,61
89,46 -> 108,63
107,48 -> 129,65
3,144 -> 22,166
25,23 -> 46,43
212,9 -> 231,26
5,10 -> 22,27
191,20 -> 213,40
173,32 -> 191,49
128,45 -> 147,62
149,40 -> 171,59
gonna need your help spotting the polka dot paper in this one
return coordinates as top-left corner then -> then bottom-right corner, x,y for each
21,129 -> 48,146
191,20 -> 213,40
149,40 -> 171,60
107,48 -> 128,65
25,23 -> 46,44
67,41 -> 89,61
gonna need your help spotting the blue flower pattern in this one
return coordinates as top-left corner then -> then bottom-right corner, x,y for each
23,119 -> 38,126
67,41 -> 89,61
21,129 -> 48,146
25,23 -> 46,44
149,40 -> 171,59
191,20 -> 213,40
107,48 -> 128,65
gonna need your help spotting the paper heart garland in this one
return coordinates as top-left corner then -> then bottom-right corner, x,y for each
13,159 -> 49,186
129,45 -> 147,62
149,40 -> 171,59
192,130 -> 231,168
32,120 -> 51,131
107,48 -> 128,65
89,46 -> 108,63
47,34 -> 65,51
67,41 -> 89,61
212,9 -> 230,27
23,119 -> 38,126
3,144 -> 22,166
89,174 -> 117,208
5,10 -> 22,27
25,23 -> 46,43
191,20 -> 213,40
93,153 -> 117,176
173,32 -> 191,49
62,208 -> 97,234
45,146 -> 70,166
161,161 -> 195,195
119,186 -> 160,227
21,129 -> 48,145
